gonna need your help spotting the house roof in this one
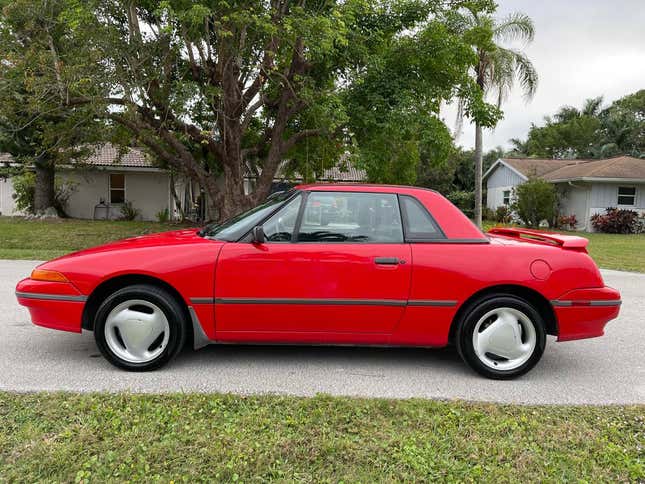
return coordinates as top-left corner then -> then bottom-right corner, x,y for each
543,156 -> 645,182
2,145 -> 367,182
0,144 -> 154,169
284,163 -> 367,183
83,143 -> 153,168
485,156 -> 645,183
501,158 -> 577,178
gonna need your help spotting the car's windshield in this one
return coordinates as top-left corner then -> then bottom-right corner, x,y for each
201,190 -> 297,241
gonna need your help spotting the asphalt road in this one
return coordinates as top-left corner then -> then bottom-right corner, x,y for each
1,259 -> 643,404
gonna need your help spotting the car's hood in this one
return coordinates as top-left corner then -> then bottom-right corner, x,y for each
49,228 -> 219,262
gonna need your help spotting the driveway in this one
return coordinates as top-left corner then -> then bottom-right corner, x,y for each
1,260 -> 643,404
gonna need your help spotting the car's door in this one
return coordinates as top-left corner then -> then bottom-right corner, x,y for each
214,190 -> 411,339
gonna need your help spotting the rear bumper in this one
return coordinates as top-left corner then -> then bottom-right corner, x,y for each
552,287 -> 621,342
15,278 -> 86,333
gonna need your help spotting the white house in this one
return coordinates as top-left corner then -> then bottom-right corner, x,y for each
0,144 -> 366,221
484,156 -> 645,230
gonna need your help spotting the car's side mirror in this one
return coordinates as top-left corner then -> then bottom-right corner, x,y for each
251,225 -> 266,244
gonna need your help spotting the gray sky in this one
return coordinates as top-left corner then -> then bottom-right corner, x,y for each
444,0 -> 645,152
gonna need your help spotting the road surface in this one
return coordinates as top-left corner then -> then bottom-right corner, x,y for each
1,260 -> 643,404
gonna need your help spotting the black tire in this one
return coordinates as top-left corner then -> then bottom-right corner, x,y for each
93,284 -> 187,371
456,295 -> 546,380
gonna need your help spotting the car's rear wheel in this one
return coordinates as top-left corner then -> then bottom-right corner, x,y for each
456,295 -> 546,379
94,284 -> 186,371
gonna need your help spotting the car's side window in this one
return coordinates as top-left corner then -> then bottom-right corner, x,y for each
400,195 -> 444,240
297,192 -> 403,243
262,195 -> 302,242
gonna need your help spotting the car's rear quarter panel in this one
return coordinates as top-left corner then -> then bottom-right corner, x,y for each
393,240 -> 607,346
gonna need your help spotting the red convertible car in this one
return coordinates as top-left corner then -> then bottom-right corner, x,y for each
16,184 -> 621,379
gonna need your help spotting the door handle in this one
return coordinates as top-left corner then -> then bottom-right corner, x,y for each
374,257 -> 402,265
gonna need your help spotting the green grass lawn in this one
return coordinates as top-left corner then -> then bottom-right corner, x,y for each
484,222 -> 645,273
0,217 -> 194,260
0,392 -> 642,482
1,216 -> 643,272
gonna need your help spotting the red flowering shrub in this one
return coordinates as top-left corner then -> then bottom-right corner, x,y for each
558,214 -> 578,230
590,208 -> 639,234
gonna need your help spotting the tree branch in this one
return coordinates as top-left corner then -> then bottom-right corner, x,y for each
282,129 -> 322,153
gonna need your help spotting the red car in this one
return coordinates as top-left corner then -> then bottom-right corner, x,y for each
15,184 -> 621,379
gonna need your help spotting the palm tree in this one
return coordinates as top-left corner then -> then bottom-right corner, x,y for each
461,11 -> 538,228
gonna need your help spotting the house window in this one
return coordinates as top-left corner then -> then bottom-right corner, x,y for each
109,174 -> 125,204
617,186 -> 636,206
503,190 -> 511,206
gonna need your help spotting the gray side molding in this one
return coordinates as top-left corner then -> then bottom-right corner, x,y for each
188,306 -> 212,350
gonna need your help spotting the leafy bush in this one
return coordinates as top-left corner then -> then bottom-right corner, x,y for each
447,190 -> 475,217
590,208 -> 639,234
512,179 -> 557,228
119,201 -> 140,221
11,172 -> 35,213
482,207 -> 495,221
11,171 -> 75,216
558,214 -> 578,230
495,205 -> 512,224
156,208 -> 170,223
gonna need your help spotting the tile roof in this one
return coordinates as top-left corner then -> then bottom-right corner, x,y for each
83,143 -> 153,168
254,157 -> 367,183
498,156 -> 645,182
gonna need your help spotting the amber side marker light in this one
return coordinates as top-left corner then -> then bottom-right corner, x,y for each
31,269 -> 69,283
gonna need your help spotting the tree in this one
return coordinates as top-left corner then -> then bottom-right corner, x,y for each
40,0 -> 497,222
0,0 -> 103,213
2,0 -> 503,222
599,90 -> 645,158
522,97 -> 603,159
347,6 -> 499,186
512,90 -> 645,160
458,9 -> 538,228
512,178 -> 556,228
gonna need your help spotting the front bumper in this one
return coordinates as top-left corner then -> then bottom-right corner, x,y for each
551,287 -> 621,341
15,278 -> 86,333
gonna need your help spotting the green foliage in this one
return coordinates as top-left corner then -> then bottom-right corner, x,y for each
0,392 -> 643,482
512,178 -> 557,228
119,201 -> 140,221
10,171 -> 75,216
10,172 -> 36,214
447,190 -> 475,217
516,90 -> 645,159
346,5 -> 501,185
495,205 -> 513,223
156,208 -> 170,223
1,0 -> 507,214
0,0 -> 107,208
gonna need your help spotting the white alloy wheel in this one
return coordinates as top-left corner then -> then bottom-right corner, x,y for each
471,307 -> 537,371
104,299 -> 170,364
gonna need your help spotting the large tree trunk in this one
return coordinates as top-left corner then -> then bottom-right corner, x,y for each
474,122 -> 483,228
33,161 -> 56,213
217,166 -> 252,221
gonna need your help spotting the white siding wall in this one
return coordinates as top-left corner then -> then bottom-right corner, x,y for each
588,183 -> 645,227
0,177 -> 22,216
485,164 -> 525,210
61,170 -> 171,221
556,183 -> 590,230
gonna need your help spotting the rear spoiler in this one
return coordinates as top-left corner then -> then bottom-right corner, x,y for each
488,227 -> 589,250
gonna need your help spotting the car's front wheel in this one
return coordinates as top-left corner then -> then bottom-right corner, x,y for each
456,295 -> 546,379
94,284 -> 187,371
